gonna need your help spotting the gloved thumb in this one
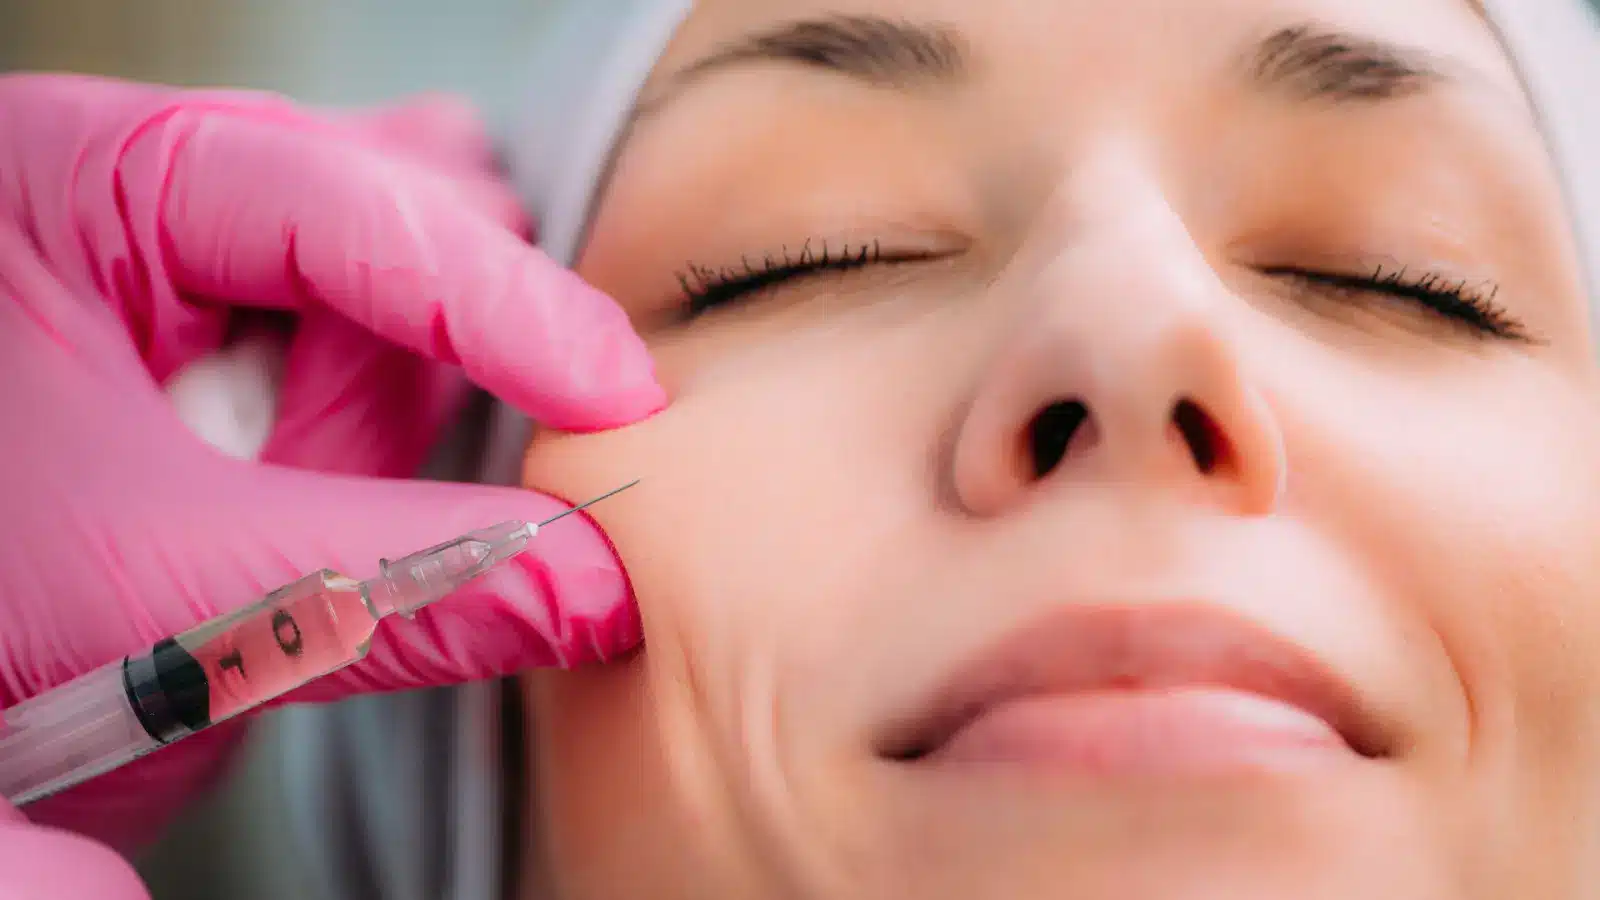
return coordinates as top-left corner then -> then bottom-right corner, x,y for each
203,462 -> 642,706
0,808 -> 151,900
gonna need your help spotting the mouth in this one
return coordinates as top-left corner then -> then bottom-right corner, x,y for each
877,603 -> 1391,776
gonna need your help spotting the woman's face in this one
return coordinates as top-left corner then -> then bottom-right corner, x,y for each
519,0 -> 1600,896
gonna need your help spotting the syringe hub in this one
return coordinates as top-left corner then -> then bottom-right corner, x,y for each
371,520 -> 537,619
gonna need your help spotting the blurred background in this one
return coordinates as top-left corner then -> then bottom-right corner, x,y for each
0,0 -> 557,129
3,0 -> 1595,897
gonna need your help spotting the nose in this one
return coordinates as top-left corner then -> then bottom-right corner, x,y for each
949,203 -> 1286,518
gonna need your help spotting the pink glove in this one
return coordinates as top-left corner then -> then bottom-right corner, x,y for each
0,74 -> 663,899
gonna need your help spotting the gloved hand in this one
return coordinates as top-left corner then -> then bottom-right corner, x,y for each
0,74 -> 663,899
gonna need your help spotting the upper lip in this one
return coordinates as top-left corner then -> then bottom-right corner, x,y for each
877,602 -> 1390,762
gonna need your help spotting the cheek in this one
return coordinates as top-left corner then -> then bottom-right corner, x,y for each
519,323 -> 956,892
522,357 -> 880,657
523,307 -> 973,663
1280,344 -> 1600,793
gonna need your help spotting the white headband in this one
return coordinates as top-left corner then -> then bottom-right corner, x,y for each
1479,0 -> 1600,346
508,0 -> 694,267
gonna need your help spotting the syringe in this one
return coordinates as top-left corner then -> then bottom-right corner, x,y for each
0,480 -> 638,806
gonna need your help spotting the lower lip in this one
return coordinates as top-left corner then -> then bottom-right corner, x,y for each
925,687 -> 1352,776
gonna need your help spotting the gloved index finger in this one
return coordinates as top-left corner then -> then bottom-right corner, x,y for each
153,110 -> 664,432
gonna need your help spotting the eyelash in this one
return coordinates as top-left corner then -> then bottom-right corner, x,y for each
677,239 -> 892,317
676,241 -> 1530,341
1265,264 -> 1530,342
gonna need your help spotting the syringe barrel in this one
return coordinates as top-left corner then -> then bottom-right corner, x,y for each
0,569 -> 382,805
0,660 -> 161,805
158,569 -> 380,728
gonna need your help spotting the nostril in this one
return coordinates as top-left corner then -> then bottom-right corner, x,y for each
1027,400 -> 1088,478
1172,398 -> 1224,474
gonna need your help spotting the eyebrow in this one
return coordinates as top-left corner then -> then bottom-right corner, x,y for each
634,15 -> 965,119
1246,24 -> 1451,103
635,15 -> 1473,124
694,14 -> 965,82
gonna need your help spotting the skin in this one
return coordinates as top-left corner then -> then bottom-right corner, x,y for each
517,0 -> 1600,896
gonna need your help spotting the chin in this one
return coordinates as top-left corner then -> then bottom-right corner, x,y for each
821,757 -> 1459,899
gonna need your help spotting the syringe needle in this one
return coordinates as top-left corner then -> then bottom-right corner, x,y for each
536,479 -> 641,528
386,480 -> 641,610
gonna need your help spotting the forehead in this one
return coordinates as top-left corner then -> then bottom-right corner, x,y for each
649,0 -> 1523,101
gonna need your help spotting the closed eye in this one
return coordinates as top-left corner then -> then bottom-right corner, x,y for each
1265,264 -> 1533,342
678,239 -> 936,318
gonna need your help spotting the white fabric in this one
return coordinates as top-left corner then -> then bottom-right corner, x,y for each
1480,0 -> 1600,346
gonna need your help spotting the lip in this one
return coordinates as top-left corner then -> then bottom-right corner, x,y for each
877,603 -> 1390,773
